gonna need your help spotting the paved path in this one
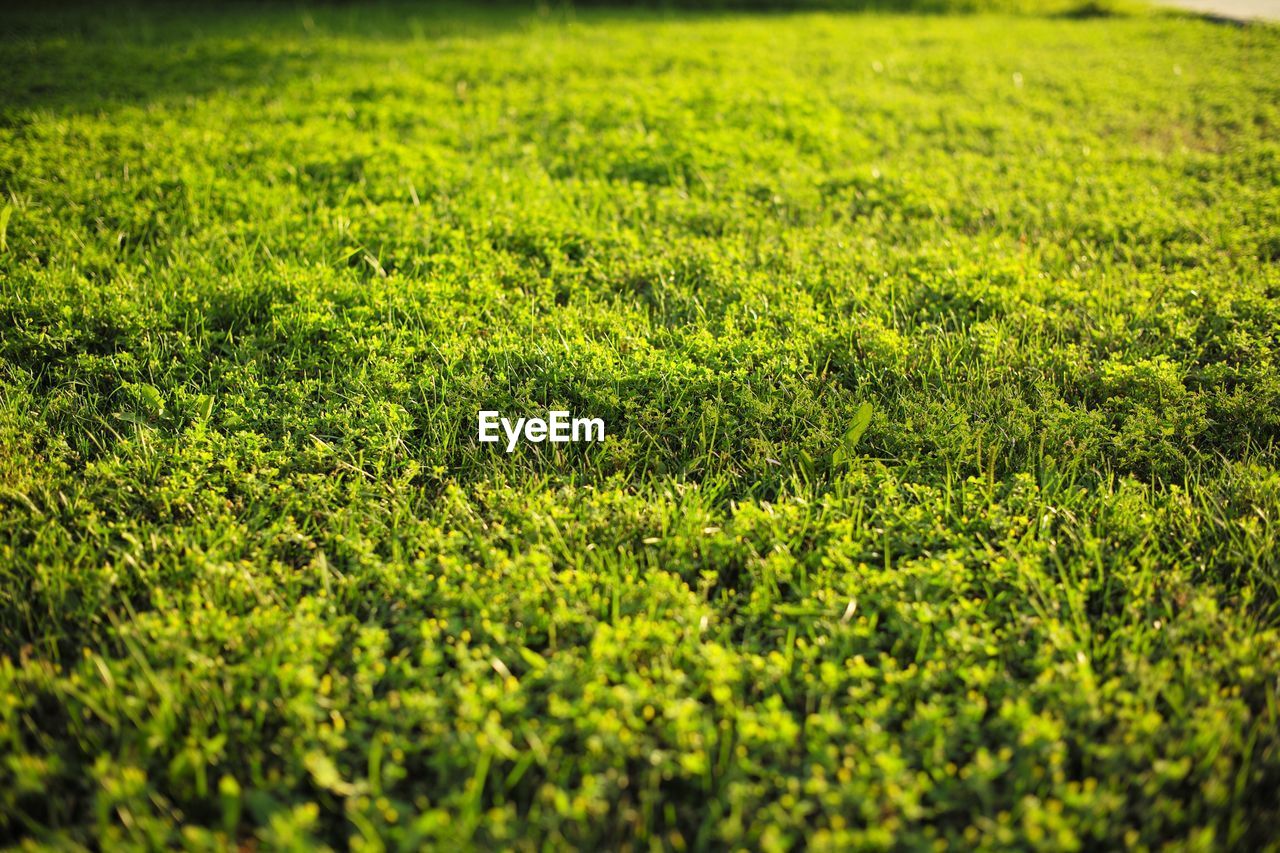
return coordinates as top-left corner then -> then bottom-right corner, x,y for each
1156,0 -> 1280,20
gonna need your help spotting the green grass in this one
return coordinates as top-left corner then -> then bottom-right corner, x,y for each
2,1 -> 1280,848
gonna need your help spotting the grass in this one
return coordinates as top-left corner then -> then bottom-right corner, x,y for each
2,1 -> 1279,848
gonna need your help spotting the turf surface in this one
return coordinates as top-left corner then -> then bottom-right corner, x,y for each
2,2 -> 1279,848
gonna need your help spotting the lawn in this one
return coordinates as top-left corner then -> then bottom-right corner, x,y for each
1,1 -> 1279,848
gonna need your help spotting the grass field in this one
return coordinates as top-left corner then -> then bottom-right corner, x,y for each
2,1 -> 1280,848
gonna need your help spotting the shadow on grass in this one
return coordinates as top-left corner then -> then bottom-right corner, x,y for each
0,40 -> 316,118
0,0 -> 1131,117
0,2 -> 532,118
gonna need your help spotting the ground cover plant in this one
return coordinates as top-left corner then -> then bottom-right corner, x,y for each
2,0 -> 1279,848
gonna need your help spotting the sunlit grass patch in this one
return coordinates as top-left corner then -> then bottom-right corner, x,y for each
1,2 -> 1278,848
